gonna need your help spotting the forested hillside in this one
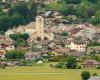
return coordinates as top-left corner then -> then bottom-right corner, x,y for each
45,0 -> 100,25
0,0 -> 100,32
0,1 -> 37,32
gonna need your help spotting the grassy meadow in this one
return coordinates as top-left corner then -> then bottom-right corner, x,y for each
0,63 -> 99,80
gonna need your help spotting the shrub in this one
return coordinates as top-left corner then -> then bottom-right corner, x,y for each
66,56 -> 77,69
93,73 -> 98,76
55,61 -> 65,69
96,66 -> 100,69
77,65 -> 81,69
81,71 -> 90,80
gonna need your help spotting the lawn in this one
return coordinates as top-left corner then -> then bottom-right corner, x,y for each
0,63 -> 100,80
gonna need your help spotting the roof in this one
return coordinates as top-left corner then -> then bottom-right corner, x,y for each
73,39 -> 86,44
24,22 -> 36,29
90,46 -> 100,51
67,39 -> 86,45
38,40 -> 51,45
0,50 -> 5,55
44,11 -> 52,17
0,35 -> 14,45
81,60 -> 100,65
69,28 -> 82,35
53,48 -> 70,54
44,11 -> 62,18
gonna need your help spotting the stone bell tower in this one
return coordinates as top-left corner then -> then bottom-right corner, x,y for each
36,16 -> 44,40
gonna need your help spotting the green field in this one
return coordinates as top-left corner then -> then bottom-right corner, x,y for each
0,63 -> 100,80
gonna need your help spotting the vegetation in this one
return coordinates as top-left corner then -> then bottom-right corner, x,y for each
0,0 -> 99,32
54,61 -> 65,68
61,31 -> 68,36
96,66 -> 100,69
5,50 -> 25,60
0,1 -> 37,31
81,71 -> 90,80
93,73 -> 98,76
0,63 -> 99,80
89,42 -> 100,46
10,33 -> 29,41
66,56 -> 77,69
10,33 -> 29,47
64,0 -> 82,4
15,39 -> 28,47
45,0 -> 100,25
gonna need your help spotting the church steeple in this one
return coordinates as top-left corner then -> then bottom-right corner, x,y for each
36,16 -> 44,40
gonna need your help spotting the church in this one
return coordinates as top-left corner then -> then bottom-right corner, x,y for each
5,16 -> 54,41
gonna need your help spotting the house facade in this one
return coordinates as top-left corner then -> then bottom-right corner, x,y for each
66,41 -> 86,52
0,35 -> 14,51
81,60 -> 100,68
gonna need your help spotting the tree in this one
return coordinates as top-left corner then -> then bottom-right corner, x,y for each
11,12 -> 25,27
61,31 -> 68,36
95,10 -> 100,24
0,15 -> 12,31
64,0 -> 81,4
90,10 -> 100,25
59,7 -> 68,16
76,4 -> 88,19
81,71 -> 90,80
87,0 -> 98,3
29,2 -> 37,21
93,73 -> 97,76
45,1 -> 65,11
86,7 -> 95,17
15,39 -> 28,47
55,61 -> 65,68
10,33 -> 29,41
12,2 -> 29,18
22,33 -> 29,40
9,33 -> 29,47
61,41 -> 65,47
10,33 -> 23,41
66,56 -> 77,69
12,2 -> 30,24
5,50 -> 25,59
0,31 -> 5,35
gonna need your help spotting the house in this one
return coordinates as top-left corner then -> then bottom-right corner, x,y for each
69,27 -> 82,35
67,15 -> 77,20
25,51 -> 41,60
6,45 -> 14,51
68,50 -> 85,57
1,0 -> 6,3
81,60 -> 100,68
70,24 -> 96,40
0,50 -> 6,59
5,29 -> 14,37
0,0 -> 16,3
0,35 -> 14,51
87,46 -> 100,54
52,47 -> 70,55
92,33 -> 100,43
44,0 -> 56,3
44,11 -> 63,19
66,40 -> 86,52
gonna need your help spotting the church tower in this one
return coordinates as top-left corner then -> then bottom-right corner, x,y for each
36,16 -> 44,40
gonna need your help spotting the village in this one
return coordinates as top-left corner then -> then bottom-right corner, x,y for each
0,0 -> 100,80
